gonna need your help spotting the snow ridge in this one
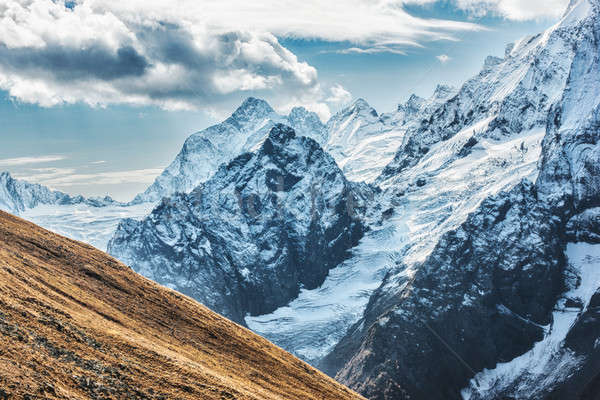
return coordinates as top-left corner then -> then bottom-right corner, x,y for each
132,98 -> 327,203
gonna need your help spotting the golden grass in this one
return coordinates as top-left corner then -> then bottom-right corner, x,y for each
0,211 -> 365,400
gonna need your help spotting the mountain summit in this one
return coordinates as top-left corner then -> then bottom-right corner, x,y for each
133,98 -> 327,204
109,124 -> 370,323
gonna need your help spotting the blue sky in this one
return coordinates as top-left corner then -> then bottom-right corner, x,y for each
0,0 -> 567,201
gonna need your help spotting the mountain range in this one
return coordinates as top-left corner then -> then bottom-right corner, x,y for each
2,0 -> 600,398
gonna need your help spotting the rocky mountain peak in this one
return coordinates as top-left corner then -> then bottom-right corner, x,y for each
109,125 -> 370,323
483,55 -> 503,68
288,106 -> 314,120
405,94 -> 425,110
287,106 -> 327,144
348,98 -> 378,117
230,97 -> 275,122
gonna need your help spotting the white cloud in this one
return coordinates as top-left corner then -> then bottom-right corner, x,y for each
16,167 -> 164,187
14,167 -> 77,182
452,0 -> 570,20
0,155 -> 66,167
437,54 -> 451,63
334,47 -> 407,55
326,84 -> 353,106
0,0 -> 485,116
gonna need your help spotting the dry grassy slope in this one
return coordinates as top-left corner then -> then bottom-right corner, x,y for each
0,211 -> 365,400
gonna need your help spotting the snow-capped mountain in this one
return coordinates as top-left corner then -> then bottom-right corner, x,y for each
0,171 -> 116,214
247,0 -> 580,369
108,124 -> 371,323
9,0 -> 600,398
324,86 -> 457,183
132,98 -> 327,204
0,171 -> 153,250
243,1 -> 600,398
315,1 -> 600,399
133,87 -> 456,206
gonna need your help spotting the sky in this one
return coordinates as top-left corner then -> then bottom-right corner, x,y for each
0,0 -> 571,201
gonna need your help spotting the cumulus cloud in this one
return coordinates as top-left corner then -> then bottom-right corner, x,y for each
451,0 -> 570,20
436,54 -> 451,63
0,0 -> 484,115
326,84 -> 353,106
0,155 -> 66,167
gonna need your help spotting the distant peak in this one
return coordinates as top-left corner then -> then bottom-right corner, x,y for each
289,106 -> 309,116
405,94 -> 425,110
560,0 -> 596,25
484,55 -> 503,68
433,84 -> 456,98
346,98 -> 378,117
0,171 -> 13,182
352,98 -> 371,109
505,42 -> 515,58
232,97 -> 275,119
288,106 -> 324,126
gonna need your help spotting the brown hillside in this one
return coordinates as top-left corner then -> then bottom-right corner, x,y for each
0,211 -> 365,400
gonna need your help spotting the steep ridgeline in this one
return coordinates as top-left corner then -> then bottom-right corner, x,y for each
109,125 -> 371,324
325,85 -> 457,183
0,211 -> 364,400
134,88 -> 456,205
133,98 -> 327,203
0,171 -> 117,215
323,1 -> 600,398
379,0 -> 583,182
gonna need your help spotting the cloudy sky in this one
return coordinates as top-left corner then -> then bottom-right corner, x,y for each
1,0 -> 570,200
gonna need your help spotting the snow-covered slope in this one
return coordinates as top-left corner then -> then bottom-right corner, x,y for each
379,2 -> 580,182
108,125 -> 371,323
20,202 -> 155,251
133,98 -> 327,203
0,171 -> 116,214
247,0 -> 582,369
249,122 -> 545,366
324,86 -> 457,183
320,1 -> 600,398
0,171 -> 152,251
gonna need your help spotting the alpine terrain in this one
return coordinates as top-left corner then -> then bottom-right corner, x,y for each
0,171 -> 154,251
108,124 -> 371,323
0,210 -> 364,400
110,0 -> 600,398
2,0 -> 600,399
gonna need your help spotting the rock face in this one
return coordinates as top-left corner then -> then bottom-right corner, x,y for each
109,125 -> 370,323
322,1 -> 600,398
0,171 -> 117,214
133,98 -> 327,203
